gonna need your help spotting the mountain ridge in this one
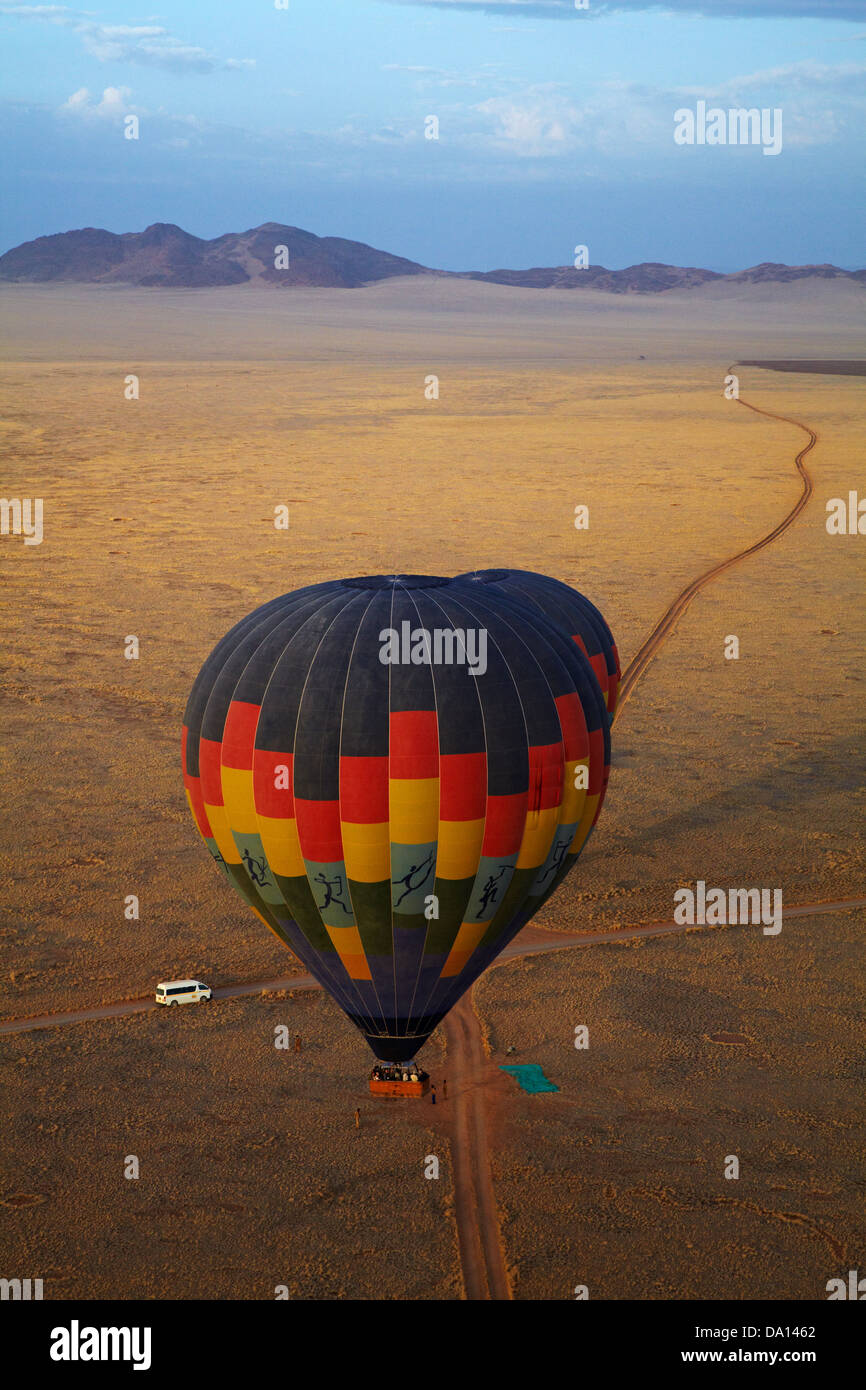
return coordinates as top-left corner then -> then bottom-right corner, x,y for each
0,222 -> 861,293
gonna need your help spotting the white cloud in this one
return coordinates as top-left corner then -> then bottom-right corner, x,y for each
60,84 -> 135,120
0,4 -> 255,72
474,91 -> 583,154
424,58 -> 866,159
674,59 -> 866,97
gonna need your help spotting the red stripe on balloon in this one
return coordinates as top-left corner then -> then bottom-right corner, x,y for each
389,709 -> 439,780
528,742 -> 564,812
253,749 -> 294,818
588,652 -> 608,698
340,756 -> 389,822
588,728 -> 605,796
199,737 -> 225,806
181,726 -> 213,837
554,692 -> 589,761
482,793 -> 527,856
439,751 -> 487,820
295,798 -> 344,863
221,700 -> 261,769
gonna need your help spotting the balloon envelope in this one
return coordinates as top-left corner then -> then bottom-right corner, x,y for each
182,572 -> 614,1061
457,568 -> 621,718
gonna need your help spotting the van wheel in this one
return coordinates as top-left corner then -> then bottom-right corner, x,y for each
168,999 -> 178,1006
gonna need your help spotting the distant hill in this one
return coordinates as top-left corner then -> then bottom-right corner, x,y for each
461,260 -> 864,292
0,222 -> 861,292
460,262 -> 722,292
0,222 -> 432,288
716,261 -> 866,286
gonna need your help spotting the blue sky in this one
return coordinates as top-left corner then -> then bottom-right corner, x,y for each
1,0 -> 864,269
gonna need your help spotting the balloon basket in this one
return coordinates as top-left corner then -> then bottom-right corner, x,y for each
369,1066 -> 430,1098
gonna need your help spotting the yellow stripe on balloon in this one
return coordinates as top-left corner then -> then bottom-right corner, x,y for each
436,817 -> 485,880
203,801 -> 242,864
441,920 -> 489,977
516,805 -> 560,869
326,924 -> 372,980
220,766 -> 258,835
341,820 -> 391,883
389,777 -> 439,845
257,814 -> 306,878
561,758 -> 589,823
569,793 -> 600,855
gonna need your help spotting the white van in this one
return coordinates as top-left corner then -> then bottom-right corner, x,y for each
155,979 -> 212,1006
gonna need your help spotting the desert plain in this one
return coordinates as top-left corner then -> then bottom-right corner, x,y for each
0,274 -> 864,1298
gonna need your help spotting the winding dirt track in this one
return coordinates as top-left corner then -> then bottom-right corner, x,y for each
614,376 -> 817,718
442,373 -> 822,1300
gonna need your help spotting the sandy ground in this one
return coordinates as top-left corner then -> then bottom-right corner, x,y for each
1,275 -> 862,366
0,988 -> 454,1299
0,276 -> 863,1298
475,906 -> 866,1300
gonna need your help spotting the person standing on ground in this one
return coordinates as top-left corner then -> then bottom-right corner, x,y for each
431,1084 -> 436,1106
294,1034 -> 302,1053
354,1107 -> 361,1129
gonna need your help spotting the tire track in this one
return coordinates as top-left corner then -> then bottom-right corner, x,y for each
614,374 -> 816,719
443,993 -> 512,1301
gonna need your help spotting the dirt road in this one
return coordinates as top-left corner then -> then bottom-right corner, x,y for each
614,380 -> 816,718
442,993 -> 513,1300
6,901 -> 863,1038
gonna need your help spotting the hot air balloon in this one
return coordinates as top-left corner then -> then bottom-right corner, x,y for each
457,568 -> 621,719
181,572 -> 614,1067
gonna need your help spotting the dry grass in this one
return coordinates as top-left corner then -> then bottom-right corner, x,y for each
0,278 -> 862,1298
0,991 -> 454,1299
476,907 -> 865,1299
